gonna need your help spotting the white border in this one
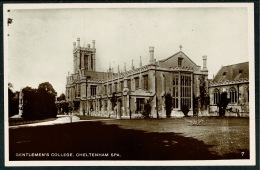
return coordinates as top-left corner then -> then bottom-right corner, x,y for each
4,3 -> 255,167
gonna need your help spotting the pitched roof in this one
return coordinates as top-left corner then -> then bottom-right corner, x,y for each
212,62 -> 249,83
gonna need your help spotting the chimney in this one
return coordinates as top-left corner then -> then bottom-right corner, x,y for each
149,47 -> 154,63
131,59 -> 134,70
77,38 -> 80,47
202,55 -> 208,71
73,42 -> 76,50
92,40 -> 95,49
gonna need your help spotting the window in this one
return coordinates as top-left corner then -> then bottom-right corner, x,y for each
104,85 -> 107,94
180,74 -> 191,109
90,85 -> 97,96
172,74 -> 179,108
247,88 -> 249,102
84,55 -> 89,70
135,77 -> 139,89
104,100 -> 107,111
114,82 -> 118,92
229,87 -> 237,103
213,89 -> 220,104
109,84 -> 112,94
178,57 -> 183,67
120,81 -> 124,92
136,98 -> 145,112
77,84 -> 81,97
143,75 -> 148,90
127,79 -> 131,91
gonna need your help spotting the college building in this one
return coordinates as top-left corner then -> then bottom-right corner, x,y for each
208,62 -> 249,117
65,38 -> 209,118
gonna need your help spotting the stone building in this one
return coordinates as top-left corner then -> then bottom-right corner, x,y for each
65,38 -> 208,118
208,62 -> 249,117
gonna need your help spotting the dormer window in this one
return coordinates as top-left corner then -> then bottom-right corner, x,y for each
178,57 -> 183,67
239,69 -> 243,73
223,71 -> 227,76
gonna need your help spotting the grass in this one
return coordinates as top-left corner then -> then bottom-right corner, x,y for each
77,115 -> 112,120
9,117 -> 249,160
9,117 -> 57,126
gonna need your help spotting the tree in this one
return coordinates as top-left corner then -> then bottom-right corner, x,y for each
37,82 -> 57,119
199,76 -> 210,114
38,82 -> 57,97
22,82 -> 58,120
165,93 -> 173,118
8,83 -> 19,117
218,91 -> 229,117
57,93 -> 66,101
22,86 -> 38,119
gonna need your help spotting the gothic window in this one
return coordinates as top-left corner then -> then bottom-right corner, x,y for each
143,75 -> 148,90
109,84 -> 112,94
90,85 -> 97,96
127,79 -> 131,91
104,85 -> 107,94
114,82 -> 118,92
84,55 -> 88,70
229,87 -> 237,103
120,81 -> 124,92
135,77 -> 139,89
172,74 -> 179,108
213,89 -> 220,104
104,100 -> 107,111
77,84 -> 81,97
180,74 -> 192,109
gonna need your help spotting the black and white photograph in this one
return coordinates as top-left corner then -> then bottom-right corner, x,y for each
4,3 -> 255,166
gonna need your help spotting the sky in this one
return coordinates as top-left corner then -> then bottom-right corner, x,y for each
5,4 -> 251,96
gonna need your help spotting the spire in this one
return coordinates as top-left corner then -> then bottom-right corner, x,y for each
131,59 -> 134,70
140,56 -> 142,67
124,62 -> 126,72
109,61 -> 111,72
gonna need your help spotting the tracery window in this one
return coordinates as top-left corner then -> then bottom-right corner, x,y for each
229,87 -> 237,103
143,75 -> 148,90
213,89 -> 220,104
180,74 -> 191,109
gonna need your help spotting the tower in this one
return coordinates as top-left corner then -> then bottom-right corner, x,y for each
73,38 -> 96,73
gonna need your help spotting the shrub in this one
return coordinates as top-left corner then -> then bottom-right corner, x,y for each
141,103 -> 151,118
181,105 -> 190,117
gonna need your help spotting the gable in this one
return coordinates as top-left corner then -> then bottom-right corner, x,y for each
159,51 -> 201,71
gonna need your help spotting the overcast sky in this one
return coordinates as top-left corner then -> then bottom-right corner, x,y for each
6,4 -> 252,95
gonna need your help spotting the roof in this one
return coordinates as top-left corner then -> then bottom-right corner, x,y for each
84,70 -> 118,80
158,51 -> 201,71
212,62 -> 249,83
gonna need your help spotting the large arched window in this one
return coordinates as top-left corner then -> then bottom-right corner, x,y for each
213,89 -> 220,104
229,87 -> 237,103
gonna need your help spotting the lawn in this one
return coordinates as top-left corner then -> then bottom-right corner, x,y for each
9,117 -> 249,160
9,117 -> 57,126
